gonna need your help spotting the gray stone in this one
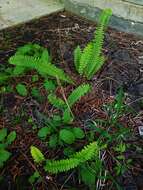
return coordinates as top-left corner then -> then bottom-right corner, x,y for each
0,0 -> 64,30
125,0 -> 143,6
138,126 -> 143,136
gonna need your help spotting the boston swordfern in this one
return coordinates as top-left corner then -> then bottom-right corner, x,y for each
30,141 -> 99,173
74,9 -> 112,79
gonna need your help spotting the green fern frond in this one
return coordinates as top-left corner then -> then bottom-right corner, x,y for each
73,9 -> 112,79
87,56 -> 105,79
45,158 -> 79,173
74,45 -> 82,72
9,55 -> 73,84
16,44 -> 51,67
16,43 -> 44,58
13,66 -> 26,76
98,9 -> 112,29
41,49 -> 51,64
9,55 -> 39,69
16,43 -> 35,55
67,84 -> 91,107
79,43 -> 93,75
73,142 -> 98,162
85,27 -> 104,78
93,26 -> 104,58
9,43 -> 73,83
44,142 -> 98,174
40,62 -> 73,84
48,94 -> 66,109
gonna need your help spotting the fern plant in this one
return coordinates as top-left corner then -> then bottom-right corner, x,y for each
74,9 -> 112,79
30,142 -> 99,173
44,142 -> 99,173
9,44 -> 73,84
30,142 -> 101,190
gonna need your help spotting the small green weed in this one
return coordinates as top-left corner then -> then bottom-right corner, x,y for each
48,83 -> 91,123
0,128 -> 16,168
16,83 -> 28,96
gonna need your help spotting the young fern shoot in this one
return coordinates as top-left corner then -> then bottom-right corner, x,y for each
74,9 -> 112,79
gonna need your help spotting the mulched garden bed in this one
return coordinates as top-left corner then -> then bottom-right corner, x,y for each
0,11 -> 143,190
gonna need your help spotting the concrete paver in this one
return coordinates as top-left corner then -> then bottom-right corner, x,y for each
0,0 -> 64,30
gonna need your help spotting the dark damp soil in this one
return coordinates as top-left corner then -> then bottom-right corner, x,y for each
0,11 -> 143,190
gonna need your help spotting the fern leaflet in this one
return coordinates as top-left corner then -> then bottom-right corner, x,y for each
45,158 -> 80,173
87,55 -> 105,79
48,94 -> 66,109
74,45 -> 82,72
98,9 -> 112,29
85,27 -> 104,78
67,84 -> 91,107
73,141 -> 98,162
79,43 -> 93,75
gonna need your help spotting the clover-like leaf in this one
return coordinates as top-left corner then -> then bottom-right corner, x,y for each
59,129 -> 75,144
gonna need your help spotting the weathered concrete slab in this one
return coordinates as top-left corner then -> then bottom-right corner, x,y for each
64,0 -> 143,37
125,0 -> 143,6
0,0 -> 64,30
